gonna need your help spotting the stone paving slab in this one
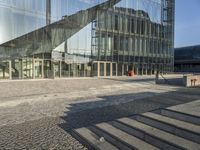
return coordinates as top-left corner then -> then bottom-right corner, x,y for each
169,99 -> 200,117
75,127 -> 119,150
74,100 -> 200,150
142,112 -> 200,134
0,77 -> 200,149
96,122 -> 159,150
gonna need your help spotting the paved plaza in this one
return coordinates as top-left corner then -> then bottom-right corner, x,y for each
0,76 -> 200,149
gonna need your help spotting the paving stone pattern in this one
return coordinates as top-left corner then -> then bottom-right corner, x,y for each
0,77 -> 200,149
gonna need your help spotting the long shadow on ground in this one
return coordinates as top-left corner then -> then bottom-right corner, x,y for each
58,87 -> 200,132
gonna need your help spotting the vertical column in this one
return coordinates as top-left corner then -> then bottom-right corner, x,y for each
141,65 -> 144,75
136,67 -> 139,75
21,59 -> 23,79
126,65 -> 128,75
145,67 -> 148,75
9,60 -> 12,80
116,63 -> 118,76
97,62 -> 100,77
122,64 -> 124,76
104,62 -> 106,77
42,59 -> 44,79
33,58 -> 35,79
60,61 -> 62,78
83,64 -> 86,77
110,62 -> 113,77
69,64 -> 71,77
51,61 -> 55,79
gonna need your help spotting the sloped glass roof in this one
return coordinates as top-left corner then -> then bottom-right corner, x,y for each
0,0 -> 121,60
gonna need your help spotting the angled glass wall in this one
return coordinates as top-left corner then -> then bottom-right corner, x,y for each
0,0 -> 46,44
0,0 -> 174,79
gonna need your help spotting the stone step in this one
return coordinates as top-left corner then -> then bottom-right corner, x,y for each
89,126 -> 133,150
118,117 -> 200,150
136,112 -> 200,143
111,121 -> 181,150
160,109 -> 200,125
73,127 -> 119,150
96,122 -> 159,150
143,112 -> 200,134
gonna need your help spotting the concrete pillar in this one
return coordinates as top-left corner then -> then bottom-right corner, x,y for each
126,65 -> 128,75
132,65 -> 135,75
9,60 -> 12,80
69,64 -> 71,77
122,64 -> 124,76
33,58 -> 35,79
97,61 -> 100,77
21,59 -> 23,79
104,62 -> 106,77
141,65 -> 143,76
60,61 -> 62,78
42,59 -> 44,79
110,62 -> 113,77
83,64 -> 86,77
51,61 -> 55,79
136,67 -> 139,75
115,63 -> 118,76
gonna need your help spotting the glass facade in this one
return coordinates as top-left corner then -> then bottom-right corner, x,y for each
174,45 -> 200,73
0,0 -> 174,79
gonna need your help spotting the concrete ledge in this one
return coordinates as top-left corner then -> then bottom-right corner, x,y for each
183,75 -> 200,87
156,73 -> 200,87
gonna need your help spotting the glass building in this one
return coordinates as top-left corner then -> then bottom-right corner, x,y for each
174,45 -> 200,73
0,0 -> 174,79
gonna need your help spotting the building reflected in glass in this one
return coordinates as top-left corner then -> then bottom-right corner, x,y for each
0,0 -> 174,79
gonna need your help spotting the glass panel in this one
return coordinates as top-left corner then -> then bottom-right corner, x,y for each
92,63 -> 98,77
62,62 -> 70,77
54,62 -> 60,78
112,63 -> 116,76
0,0 -> 174,77
124,64 -> 128,76
118,63 -> 122,76
106,63 -> 110,76
34,60 -> 42,78
23,58 -> 33,79
12,59 -> 22,79
100,63 -> 104,76
44,60 -> 51,78
0,61 -> 10,79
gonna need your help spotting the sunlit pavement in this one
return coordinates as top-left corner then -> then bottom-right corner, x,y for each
0,77 -> 200,149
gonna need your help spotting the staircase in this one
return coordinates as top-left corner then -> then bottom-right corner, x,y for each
72,101 -> 200,150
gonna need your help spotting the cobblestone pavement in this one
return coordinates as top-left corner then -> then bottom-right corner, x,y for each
0,77 -> 200,149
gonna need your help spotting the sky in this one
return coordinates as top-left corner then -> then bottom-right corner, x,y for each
175,0 -> 200,48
